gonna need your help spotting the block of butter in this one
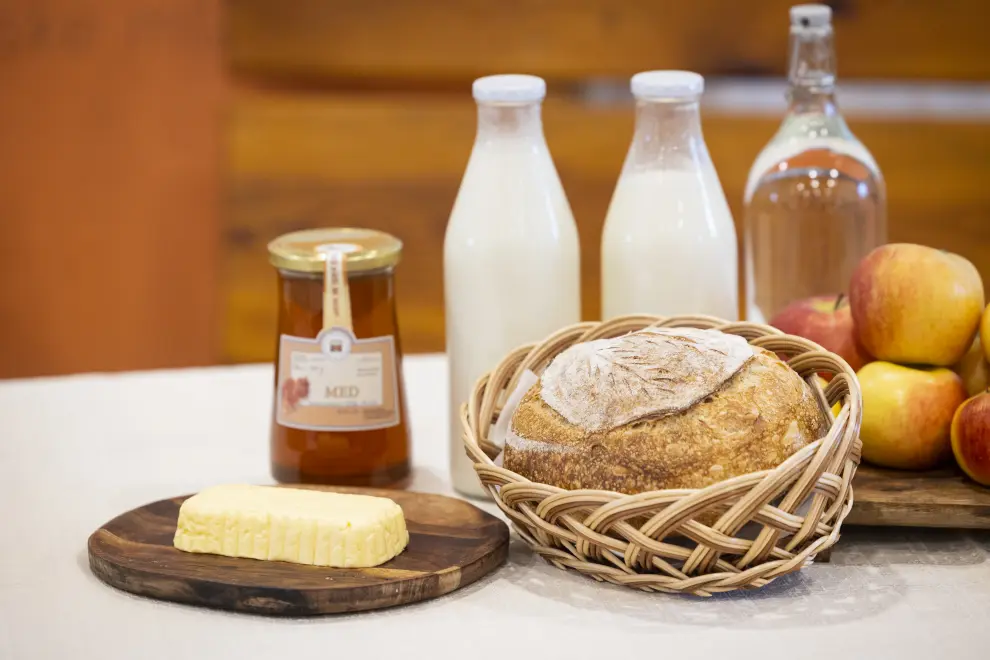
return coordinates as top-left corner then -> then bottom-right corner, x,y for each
173,484 -> 409,568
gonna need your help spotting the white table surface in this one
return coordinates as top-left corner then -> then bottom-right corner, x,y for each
2,355 -> 989,660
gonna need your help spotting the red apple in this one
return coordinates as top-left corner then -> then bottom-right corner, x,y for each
951,392 -> 990,486
769,294 -> 873,372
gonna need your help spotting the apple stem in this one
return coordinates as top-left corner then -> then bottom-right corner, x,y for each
834,293 -> 846,312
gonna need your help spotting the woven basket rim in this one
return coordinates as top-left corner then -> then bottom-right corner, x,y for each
459,314 -> 863,596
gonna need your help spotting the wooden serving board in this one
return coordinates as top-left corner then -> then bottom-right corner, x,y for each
88,486 -> 509,616
848,464 -> 990,529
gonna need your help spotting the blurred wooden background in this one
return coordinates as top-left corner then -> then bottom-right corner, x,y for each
2,0 -> 989,377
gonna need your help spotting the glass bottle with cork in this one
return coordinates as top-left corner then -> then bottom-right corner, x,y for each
743,4 -> 887,324
268,228 -> 410,487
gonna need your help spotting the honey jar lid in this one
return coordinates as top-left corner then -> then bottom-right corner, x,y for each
267,228 -> 403,274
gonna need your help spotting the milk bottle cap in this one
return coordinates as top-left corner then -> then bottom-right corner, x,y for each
630,71 -> 704,100
472,75 -> 546,103
790,4 -> 832,29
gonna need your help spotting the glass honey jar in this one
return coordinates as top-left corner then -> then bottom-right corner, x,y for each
267,228 -> 410,487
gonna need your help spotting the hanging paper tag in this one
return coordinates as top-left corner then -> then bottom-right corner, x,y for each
320,246 -> 353,332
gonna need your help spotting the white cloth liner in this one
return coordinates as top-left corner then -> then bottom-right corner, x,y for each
489,368 -> 539,467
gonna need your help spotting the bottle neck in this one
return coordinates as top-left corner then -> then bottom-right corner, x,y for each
786,26 -> 838,115
627,98 -> 708,170
475,101 -> 544,142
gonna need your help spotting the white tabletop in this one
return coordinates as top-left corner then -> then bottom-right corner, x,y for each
2,355 -> 989,659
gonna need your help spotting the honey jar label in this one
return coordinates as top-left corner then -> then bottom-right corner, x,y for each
275,328 -> 401,431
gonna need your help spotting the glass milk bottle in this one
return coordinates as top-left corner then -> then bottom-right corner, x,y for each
601,71 -> 738,321
743,4 -> 886,324
444,74 -> 581,498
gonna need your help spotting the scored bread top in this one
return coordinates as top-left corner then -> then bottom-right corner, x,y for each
505,329 -> 828,493
540,327 -> 756,433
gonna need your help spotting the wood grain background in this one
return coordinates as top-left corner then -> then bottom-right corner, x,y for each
226,92 -> 990,360
0,0 -> 222,377
2,0 -> 989,376
227,0 -> 990,82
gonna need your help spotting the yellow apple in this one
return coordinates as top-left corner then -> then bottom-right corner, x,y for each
849,244 -> 984,366
858,361 -> 966,470
980,304 -> 990,362
951,392 -> 990,486
812,375 -> 843,418
954,337 -> 990,397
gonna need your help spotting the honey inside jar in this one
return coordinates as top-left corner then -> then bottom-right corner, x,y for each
267,228 -> 410,487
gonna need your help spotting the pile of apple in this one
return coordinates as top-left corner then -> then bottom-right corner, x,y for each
771,243 -> 990,487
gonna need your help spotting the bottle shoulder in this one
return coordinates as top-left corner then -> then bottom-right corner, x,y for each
745,113 -> 883,202
447,142 -> 576,225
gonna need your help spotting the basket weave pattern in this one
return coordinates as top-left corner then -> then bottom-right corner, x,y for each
461,315 -> 863,596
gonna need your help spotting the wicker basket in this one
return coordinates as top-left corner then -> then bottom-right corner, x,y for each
460,315 -> 862,596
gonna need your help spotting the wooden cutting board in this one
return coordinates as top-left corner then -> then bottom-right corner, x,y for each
88,486 -> 509,616
848,464 -> 990,529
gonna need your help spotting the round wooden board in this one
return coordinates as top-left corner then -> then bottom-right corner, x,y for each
88,485 -> 509,616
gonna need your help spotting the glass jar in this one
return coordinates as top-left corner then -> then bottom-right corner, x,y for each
267,228 -> 410,487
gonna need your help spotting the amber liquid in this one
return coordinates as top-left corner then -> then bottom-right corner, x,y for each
744,147 -> 886,322
270,268 -> 411,486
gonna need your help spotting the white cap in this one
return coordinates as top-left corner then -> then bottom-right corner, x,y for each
790,4 -> 832,29
472,74 -> 546,103
630,71 -> 704,100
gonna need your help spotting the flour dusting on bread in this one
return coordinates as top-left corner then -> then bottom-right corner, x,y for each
505,330 -> 827,494
539,327 -> 756,432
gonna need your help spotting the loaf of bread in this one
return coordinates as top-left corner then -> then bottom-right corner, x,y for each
504,327 -> 828,493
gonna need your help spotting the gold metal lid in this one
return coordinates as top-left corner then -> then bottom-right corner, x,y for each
267,228 -> 403,274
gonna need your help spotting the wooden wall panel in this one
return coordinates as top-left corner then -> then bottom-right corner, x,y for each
0,0 -> 223,378
225,90 -> 990,363
228,0 -> 990,83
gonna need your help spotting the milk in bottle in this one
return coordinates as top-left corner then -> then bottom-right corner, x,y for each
601,71 -> 738,321
444,74 -> 581,498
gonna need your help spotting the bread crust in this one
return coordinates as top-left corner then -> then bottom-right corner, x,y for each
504,347 -> 827,493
